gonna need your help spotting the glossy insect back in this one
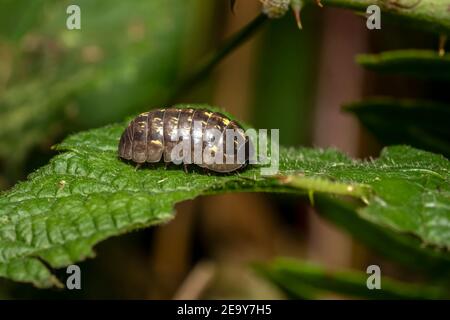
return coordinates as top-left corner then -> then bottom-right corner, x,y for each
118,108 -> 251,173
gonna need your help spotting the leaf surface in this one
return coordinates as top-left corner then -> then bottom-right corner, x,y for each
357,50 -> 450,80
344,98 -> 450,158
0,0 -> 215,174
255,258 -> 450,299
0,105 -> 449,287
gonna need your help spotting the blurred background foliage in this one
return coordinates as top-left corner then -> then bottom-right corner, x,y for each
0,0 -> 216,183
0,0 -> 449,299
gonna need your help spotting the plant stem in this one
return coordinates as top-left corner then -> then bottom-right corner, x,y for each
303,0 -> 450,35
171,0 -> 450,101
171,13 -> 268,100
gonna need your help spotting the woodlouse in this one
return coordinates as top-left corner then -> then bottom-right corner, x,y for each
118,108 -> 252,173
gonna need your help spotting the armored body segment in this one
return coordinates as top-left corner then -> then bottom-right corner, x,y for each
146,109 -> 164,163
118,107 -> 250,173
131,114 -> 148,163
162,108 -> 181,162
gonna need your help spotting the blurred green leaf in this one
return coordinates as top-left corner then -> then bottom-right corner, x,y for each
253,261 -> 319,299
0,70 -> 96,178
0,0 -> 215,173
255,258 -> 450,299
0,0 -> 47,41
252,11 -> 319,146
357,50 -> 450,80
0,104 -> 449,287
344,98 -> 450,157
314,195 -> 450,277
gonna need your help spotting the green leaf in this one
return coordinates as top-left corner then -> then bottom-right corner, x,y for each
253,262 -> 319,300
0,0 -> 215,173
314,195 -> 450,277
0,70 -> 96,178
255,258 -> 450,299
0,0 -> 47,41
303,0 -> 450,35
344,97 -> 450,158
251,11 -> 318,146
356,50 -> 450,80
278,145 -> 450,251
0,104 -> 449,287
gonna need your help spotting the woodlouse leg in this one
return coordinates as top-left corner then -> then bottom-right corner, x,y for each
183,164 -> 189,173
134,163 -> 142,171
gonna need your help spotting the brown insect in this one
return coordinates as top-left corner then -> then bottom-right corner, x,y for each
118,107 -> 251,173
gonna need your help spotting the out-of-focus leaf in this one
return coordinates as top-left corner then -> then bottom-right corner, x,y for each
252,9 -> 320,146
357,50 -> 450,80
344,98 -> 450,157
0,0 -> 47,41
314,195 -> 450,277
0,104 -> 449,287
0,0 -> 216,173
255,258 -> 450,299
253,262 -> 319,299
0,70 -> 96,177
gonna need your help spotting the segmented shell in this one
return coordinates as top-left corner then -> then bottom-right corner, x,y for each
118,108 -> 250,173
